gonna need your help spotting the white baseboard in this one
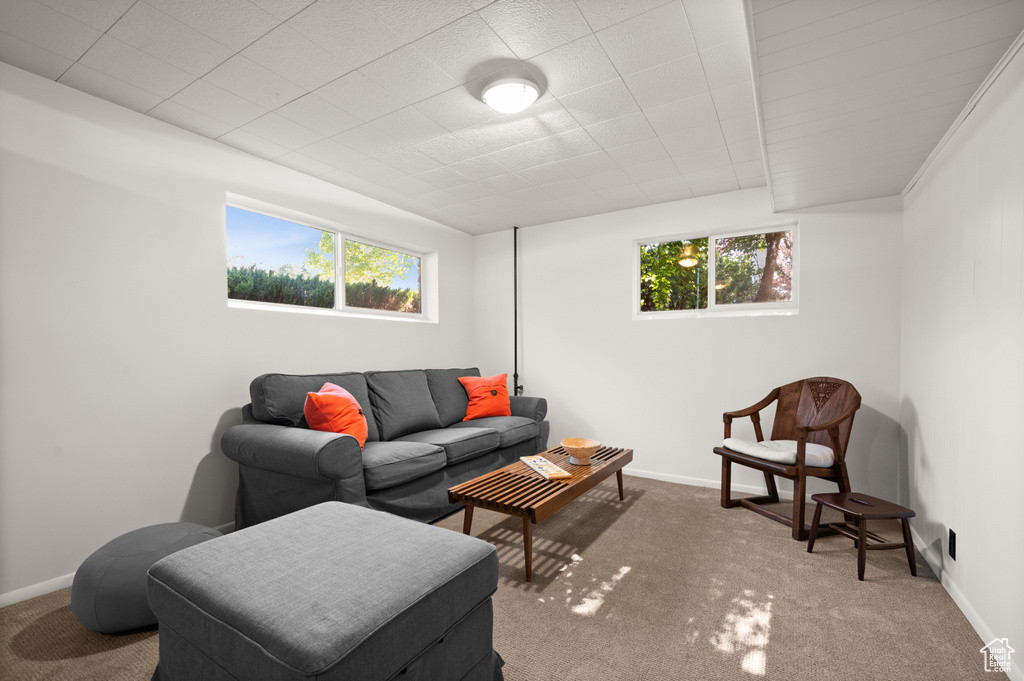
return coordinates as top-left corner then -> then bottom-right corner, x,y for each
624,466 -> 807,502
624,467 -> 721,489
0,520 -> 235,610
0,571 -> 75,609
910,526 -> 1021,681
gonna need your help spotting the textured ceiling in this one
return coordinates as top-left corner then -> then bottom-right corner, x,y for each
0,0 -> 763,234
1,1 -> 1022,232
751,0 -> 1024,212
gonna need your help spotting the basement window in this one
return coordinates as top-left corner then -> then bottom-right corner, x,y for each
225,197 -> 430,321
635,222 -> 797,319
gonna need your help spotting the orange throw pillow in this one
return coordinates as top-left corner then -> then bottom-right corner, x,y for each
459,374 -> 511,421
303,383 -> 368,447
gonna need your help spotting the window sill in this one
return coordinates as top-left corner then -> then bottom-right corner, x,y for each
634,306 -> 798,321
228,299 -> 435,323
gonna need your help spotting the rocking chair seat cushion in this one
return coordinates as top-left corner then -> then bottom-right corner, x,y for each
723,438 -> 834,467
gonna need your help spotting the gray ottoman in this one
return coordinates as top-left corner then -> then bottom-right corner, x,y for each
147,502 -> 504,681
71,522 -> 222,634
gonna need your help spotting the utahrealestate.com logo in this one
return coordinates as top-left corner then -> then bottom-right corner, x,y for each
980,638 -> 1014,674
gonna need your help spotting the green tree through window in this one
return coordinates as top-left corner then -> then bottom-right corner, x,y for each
304,235 -> 421,314
715,231 -> 792,305
640,239 -> 708,311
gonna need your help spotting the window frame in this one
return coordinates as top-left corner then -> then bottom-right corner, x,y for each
633,220 -> 799,320
338,235 -> 425,319
226,195 -> 434,323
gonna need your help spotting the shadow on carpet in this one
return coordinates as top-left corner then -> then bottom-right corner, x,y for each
1,588 -> 157,680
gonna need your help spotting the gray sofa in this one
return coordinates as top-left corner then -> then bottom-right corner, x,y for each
221,368 -> 549,529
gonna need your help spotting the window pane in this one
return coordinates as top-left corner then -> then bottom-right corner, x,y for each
639,238 -> 708,312
225,206 -> 335,309
344,240 -> 421,314
715,231 -> 792,305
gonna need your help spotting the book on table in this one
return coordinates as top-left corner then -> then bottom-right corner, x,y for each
520,455 -> 571,480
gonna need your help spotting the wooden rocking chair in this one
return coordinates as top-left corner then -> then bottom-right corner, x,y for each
713,377 -> 861,540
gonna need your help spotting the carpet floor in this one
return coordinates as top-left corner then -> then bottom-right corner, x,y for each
0,476 -> 1003,681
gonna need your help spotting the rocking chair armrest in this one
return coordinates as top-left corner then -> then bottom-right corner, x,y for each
723,388 -> 780,440
722,388 -> 780,421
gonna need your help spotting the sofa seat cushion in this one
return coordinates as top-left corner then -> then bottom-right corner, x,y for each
450,416 -> 538,448
366,370 -> 443,440
147,502 -> 499,681
396,427 -> 500,465
722,438 -> 834,467
362,441 -> 446,490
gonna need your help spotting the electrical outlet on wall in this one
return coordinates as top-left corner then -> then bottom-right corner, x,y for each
949,529 -> 956,560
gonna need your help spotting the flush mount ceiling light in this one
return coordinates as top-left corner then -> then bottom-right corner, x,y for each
482,77 -> 539,114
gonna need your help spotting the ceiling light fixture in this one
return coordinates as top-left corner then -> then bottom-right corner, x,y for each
679,245 -> 699,268
482,77 -> 539,114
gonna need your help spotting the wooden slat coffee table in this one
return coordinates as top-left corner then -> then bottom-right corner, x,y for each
448,445 -> 633,581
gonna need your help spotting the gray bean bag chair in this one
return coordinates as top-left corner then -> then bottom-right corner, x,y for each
71,522 -> 221,634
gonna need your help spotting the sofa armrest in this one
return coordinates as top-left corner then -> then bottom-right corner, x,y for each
221,423 -> 363,482
510,395 -> 547,422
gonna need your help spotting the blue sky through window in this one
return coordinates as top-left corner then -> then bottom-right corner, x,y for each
226,206 -> 324,272
393,258 -> 420,290
227,206 -> 420,290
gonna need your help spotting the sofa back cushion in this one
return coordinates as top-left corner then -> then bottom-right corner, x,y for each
365,370 -> 442,440
425,368 -> 481,427
250,373 -> 380,442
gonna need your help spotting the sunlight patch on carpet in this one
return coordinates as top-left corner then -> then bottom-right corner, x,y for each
684,616 -> 700,644
559,553 -> 584,578
570,566 -> 631,617
710,589 -> 773,676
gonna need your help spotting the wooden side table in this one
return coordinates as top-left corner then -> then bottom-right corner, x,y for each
807,492 -> 917,581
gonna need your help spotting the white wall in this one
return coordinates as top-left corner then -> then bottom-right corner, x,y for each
901,45 -> 1024,675
0,64 -> 477,601
474,188 -> 904,502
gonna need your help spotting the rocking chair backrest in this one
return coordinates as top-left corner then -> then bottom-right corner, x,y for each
770,377 -> 861,457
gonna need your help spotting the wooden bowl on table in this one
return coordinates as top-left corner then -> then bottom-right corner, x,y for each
561,438 -> 601,466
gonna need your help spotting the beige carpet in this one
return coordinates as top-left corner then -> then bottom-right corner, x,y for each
0,589 -> 157,681
0,476 -> 1003,680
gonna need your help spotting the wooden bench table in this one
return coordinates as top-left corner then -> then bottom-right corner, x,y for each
448,446 -> 632,581
807,492 -> 917,581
